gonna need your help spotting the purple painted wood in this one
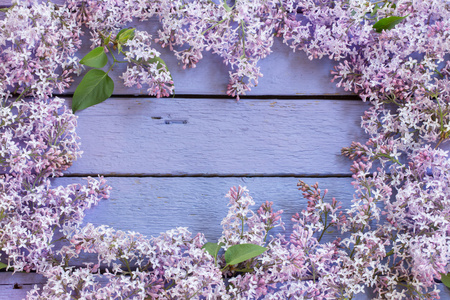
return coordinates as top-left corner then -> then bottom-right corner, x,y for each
3,2 -> 449,299
50,176 -> 358,262
66,98 -> 368,176
0,273 -> 46,299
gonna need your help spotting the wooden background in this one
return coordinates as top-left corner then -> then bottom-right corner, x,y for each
1,1 -> 449,299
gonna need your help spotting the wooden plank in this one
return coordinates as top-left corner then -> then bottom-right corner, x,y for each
0,271 -> 448,299
1,176 -> 442,300
65,98 -> 368,176
51,176 -> 359,257
0,0 -> 66,5
0,3 -> 351,96
0,272 -> 46,300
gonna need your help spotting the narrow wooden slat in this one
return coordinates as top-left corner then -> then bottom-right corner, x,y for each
1,271 -> 448,300
66,98 -> 368,176
0,272 -> 46,300
0,286 -> 36,300
51,176 -> 358,255
2,176 -> 450,297
0,0 -> 66,6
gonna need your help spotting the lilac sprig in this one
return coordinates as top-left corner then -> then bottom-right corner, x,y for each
0,93 -> 111,273
156,0 -> 286,99
28,186 -> 349,299
67,0 -> 174,107
0,0 -> 110,275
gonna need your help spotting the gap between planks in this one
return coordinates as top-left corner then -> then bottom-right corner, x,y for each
51,93 -> 363,101
62,173 -> 353,178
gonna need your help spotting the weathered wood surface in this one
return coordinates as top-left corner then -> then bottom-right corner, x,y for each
67,98 -> 368,176
43,177 -> 361,269
2,2 -> 450,299
0,0 -> 65,6
53,177 -> 355,245
0,273 -> 46,299
0,271 -> 449,300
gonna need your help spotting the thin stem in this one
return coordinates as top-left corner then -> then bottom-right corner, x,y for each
240,21 -> 246,58
240,217 -> 245,239
13,87 -> 30,103
349,225 -> 365,259
202,18 -> 228,35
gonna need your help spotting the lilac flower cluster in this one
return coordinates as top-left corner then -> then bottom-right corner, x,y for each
66,0 -> 174,97
27,226 -> 225,299
0,0 -> 110,275
121,30 -> 174,98
155,0 -> 284,98
26,186 -> 344,299
1,0 -> 449,299
0,0 -> 82,100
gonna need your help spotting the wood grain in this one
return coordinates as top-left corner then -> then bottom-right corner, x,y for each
52,176 -> 357,244
66,98 -> 368,176
0,272 -> 46,300
49,176 -> 376,269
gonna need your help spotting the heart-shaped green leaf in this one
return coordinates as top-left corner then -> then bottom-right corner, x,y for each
0,262 -> 8,270
72,69 -> 114,113
373,16 -> 407,33
441,273 -> 450,289
224,243 -> 267,266
79,47 -> 108,68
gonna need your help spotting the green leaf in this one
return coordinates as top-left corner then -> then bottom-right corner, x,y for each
202,242 -> 220,257
371,2 -> 396,17
223,1 -> 232,12
224,244 -> 267,266
116,28 -> 135,45
79,47 -> 108,68
72,69 -> 114,113
202,242 -> 224,267
103,33 -> 111,46
0,262 -> 8,270
115,28 -> 128,41
441,273 -> 450,289
373,16 -> 407,33
203,242 -> 224,258
370,3 -> 381,17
